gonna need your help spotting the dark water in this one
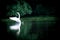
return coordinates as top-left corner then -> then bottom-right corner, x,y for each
19,19 -> 56,40
0,17 -> 56,40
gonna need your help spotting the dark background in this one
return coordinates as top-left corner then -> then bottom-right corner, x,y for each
0,0 -> 57,17
0,0 -> 58,40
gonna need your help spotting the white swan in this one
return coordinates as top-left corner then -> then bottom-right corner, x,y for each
9,12 -> 21,36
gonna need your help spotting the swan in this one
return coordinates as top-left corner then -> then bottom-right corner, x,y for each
9,12 -> 21,36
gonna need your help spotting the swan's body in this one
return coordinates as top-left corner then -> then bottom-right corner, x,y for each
9,12 -> 21,36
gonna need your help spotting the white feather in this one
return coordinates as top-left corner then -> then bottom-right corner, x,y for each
9,12 -> 21,35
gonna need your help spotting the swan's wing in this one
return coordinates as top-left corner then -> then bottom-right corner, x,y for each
9,17 -> 20,22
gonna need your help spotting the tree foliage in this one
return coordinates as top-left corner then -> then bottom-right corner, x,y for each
6,1 -> 32,17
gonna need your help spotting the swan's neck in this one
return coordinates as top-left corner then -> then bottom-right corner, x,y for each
9,12 -> 21,36
9,12 -> 21,22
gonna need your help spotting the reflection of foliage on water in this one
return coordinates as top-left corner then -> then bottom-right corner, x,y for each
19,16 -> 56,40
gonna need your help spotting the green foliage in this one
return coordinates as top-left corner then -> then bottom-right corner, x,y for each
35,4 -> 49,14
7,1 -> 32,16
